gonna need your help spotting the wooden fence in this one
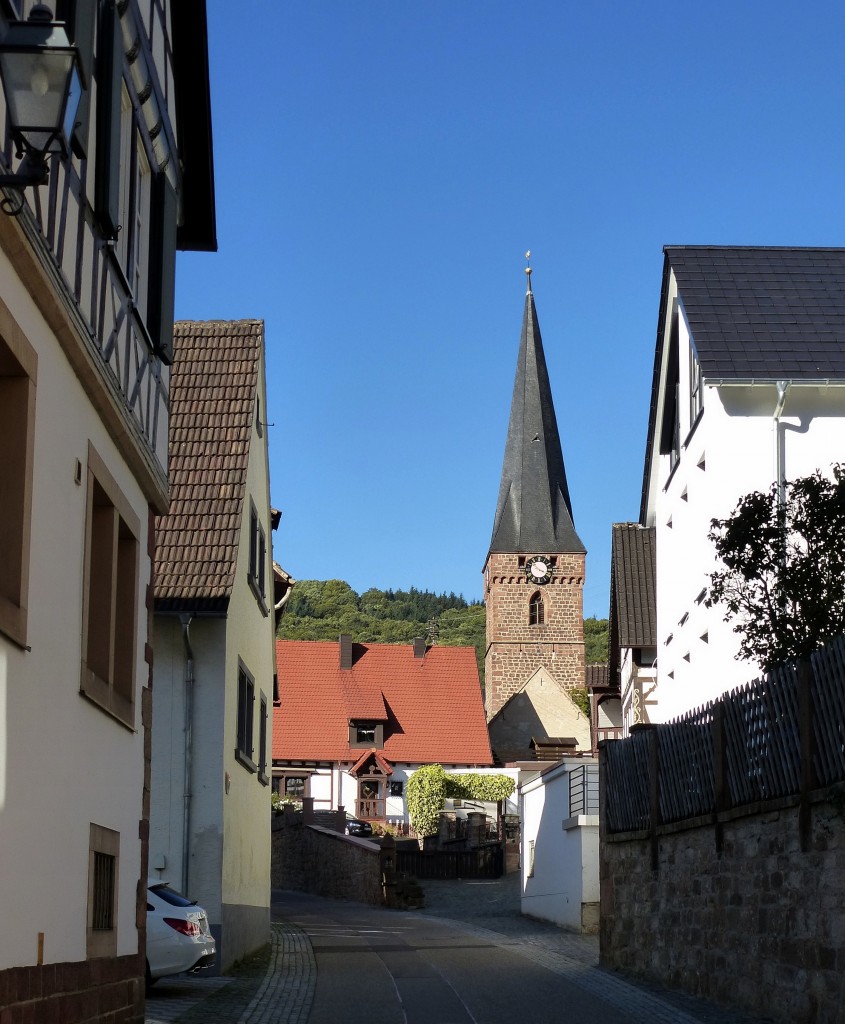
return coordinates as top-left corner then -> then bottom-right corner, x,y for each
604,636 -> 845,846
396,843 -> 503,880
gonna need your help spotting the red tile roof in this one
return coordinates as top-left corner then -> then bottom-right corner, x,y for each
273,639 -> 493,766
155,320 -> 263,607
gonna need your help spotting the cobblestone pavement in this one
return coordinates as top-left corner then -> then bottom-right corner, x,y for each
145,875 -> 773,1024
144,922 -> 314,1024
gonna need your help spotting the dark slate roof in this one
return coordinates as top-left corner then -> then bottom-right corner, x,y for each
155,320 -> 263,608
666,246 -> 845,380
608,524 -> 656,685
488,287 -> 585,556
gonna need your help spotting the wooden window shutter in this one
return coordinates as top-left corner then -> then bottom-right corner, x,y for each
147,173 -> 178,364
58,0 -> 96,158
94,0 -> 123,238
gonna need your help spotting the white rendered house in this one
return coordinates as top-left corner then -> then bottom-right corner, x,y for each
520,757 -> 599,932
639,246 -> 845,722
0,4 -> 215,1021
152,321 -> 279,973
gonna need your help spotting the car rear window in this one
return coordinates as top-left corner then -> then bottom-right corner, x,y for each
149,884 -> 194,907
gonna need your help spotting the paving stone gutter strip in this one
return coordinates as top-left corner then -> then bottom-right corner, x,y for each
160,923 -> 316,1024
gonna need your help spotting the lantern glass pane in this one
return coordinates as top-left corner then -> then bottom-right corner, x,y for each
0,48 -> 76,152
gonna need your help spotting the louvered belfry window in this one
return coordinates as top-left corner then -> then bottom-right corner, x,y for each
529,592 -> 545,626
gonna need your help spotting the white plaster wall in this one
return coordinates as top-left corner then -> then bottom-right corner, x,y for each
520,760 -> 598,932
150,615 -> 226,919
648,277 -> 845,720
0,251 -> 153,967
221,342 -> 274,929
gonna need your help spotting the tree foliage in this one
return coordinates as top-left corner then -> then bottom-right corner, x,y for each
278,580 -> 487,676
708,467 -> 845,671
406,765 -> 515,837
278,580 -> 609,686
584,616 -> 609,664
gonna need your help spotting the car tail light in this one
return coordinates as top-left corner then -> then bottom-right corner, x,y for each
164,917 -> 201,937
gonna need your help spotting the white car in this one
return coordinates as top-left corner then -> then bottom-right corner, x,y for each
146,880 -> 216,986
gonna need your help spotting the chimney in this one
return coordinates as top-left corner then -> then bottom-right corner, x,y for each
339,634 -> 353,670
413,638 -> 426,659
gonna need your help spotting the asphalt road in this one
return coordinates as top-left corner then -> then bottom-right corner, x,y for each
276,888 -> 655,1024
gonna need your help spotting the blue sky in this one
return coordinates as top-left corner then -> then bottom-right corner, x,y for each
175,1 -> 845,616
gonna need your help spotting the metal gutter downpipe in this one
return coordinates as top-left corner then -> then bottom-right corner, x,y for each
179,614 -> 195,897
773,381 -> 790,504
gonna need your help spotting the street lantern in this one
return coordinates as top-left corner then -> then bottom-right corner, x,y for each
0,4 -> 82,190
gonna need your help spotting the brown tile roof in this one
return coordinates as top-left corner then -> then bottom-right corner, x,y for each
585,664 -> 609,689
155,320 -> 263,608
273,639 -> 493,766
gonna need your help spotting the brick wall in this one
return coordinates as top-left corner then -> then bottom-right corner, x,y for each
484,551 -> 585,718
600,789 -> 845,1023
0,954 -> 144,1024
271,818 -> 384,906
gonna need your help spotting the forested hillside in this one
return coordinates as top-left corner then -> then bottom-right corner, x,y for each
277,580 -> 608,682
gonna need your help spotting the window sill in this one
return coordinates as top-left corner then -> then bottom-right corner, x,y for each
258,772 -> 270,787
80,665 -> 135,731
0,597 -> 28,651
683,408 -> 704,450
247,575 -> 269,617
234,748 -> 257,774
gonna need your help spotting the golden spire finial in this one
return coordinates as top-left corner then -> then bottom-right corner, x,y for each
525,250 -> 532,294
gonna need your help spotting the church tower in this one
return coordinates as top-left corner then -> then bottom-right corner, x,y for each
483,262 -> 586,722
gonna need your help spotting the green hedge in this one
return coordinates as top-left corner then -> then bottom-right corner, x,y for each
406,765 -> 515,837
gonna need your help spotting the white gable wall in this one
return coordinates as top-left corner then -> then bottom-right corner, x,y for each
220,343 -> 274,968
647,273 -> 845,720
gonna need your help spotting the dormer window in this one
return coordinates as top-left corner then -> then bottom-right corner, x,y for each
529,591 -> 544,626
349,721 -> 383,748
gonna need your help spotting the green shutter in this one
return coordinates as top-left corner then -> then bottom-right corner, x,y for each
147,173 -> 178,364
94,0 -> 123,238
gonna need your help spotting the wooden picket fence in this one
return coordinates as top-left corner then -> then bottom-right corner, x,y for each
604,635 -> 845,838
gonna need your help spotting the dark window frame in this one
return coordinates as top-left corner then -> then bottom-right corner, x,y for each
235,661 -> 256,773
529,591 -> 545,626
349,721 -> 384,748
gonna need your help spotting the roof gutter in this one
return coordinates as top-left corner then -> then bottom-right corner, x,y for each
705,378 -> 845,388
773,382 -> 790,505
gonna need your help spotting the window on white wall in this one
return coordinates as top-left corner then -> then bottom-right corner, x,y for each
80,445 -> 140,730
248,500 -> 267,613
87,823 -> 119,958
0,322 -> 36,648
236,661 -> 256,772
690,345 -> 703,426
258,692 -> 269,785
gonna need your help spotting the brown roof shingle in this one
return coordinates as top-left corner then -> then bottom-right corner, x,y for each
155,320 -> 263,607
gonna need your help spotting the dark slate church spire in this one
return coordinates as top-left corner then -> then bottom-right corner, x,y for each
488,258 -> 585,556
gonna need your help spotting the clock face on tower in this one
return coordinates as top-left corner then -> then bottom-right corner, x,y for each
525,555 -> 553,585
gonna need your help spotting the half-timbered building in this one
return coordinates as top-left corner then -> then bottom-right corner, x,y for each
0,2 -> 214,1020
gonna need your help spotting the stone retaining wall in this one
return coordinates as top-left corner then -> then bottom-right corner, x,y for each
600,787 -> 845,1023
271,816 -> 384,905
